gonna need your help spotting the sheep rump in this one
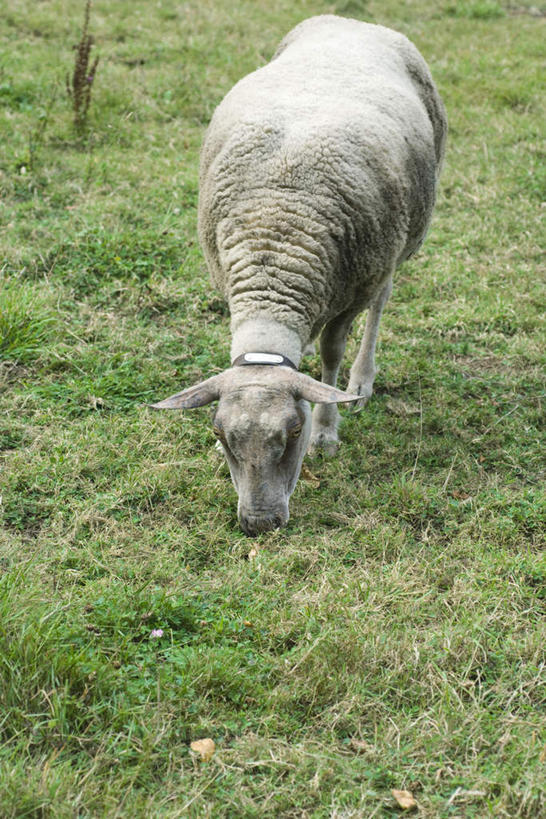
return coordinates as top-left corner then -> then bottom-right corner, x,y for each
198,14 -> 447,344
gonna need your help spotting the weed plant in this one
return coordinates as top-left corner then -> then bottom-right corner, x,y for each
66,0 -> 100,131
0,0 -> 544,816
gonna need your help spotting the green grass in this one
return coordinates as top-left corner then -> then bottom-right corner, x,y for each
0,280 -> 56,363
1,0 -> 545,816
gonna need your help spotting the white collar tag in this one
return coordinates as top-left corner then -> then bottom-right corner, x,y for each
231,352 -> 298,370
243,352 -> 284,365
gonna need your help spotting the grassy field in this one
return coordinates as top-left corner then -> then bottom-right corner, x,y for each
1,0 -> 545,815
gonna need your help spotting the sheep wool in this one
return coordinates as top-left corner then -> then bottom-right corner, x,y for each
198,14 -> 447,347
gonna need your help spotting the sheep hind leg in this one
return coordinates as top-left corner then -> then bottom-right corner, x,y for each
309,309 -> 357,456
348,274 -> 393,408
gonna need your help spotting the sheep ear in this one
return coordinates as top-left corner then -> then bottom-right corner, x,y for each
292,372 -> 360,404
149,373 -> 225,410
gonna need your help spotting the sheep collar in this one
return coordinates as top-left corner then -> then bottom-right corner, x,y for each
231,352 -> 298,370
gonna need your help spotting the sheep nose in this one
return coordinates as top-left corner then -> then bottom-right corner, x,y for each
239,509 -> 288,537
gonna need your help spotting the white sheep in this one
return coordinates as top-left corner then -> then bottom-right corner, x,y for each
152,15 -> 447,536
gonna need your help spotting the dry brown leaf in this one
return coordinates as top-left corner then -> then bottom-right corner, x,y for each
386,398 -> 420,416
392,789 -> 417,811
88,395 -> 105,409
301,463 -> 320,488
190,738 -> 215,761
248,546 -> 259,560
349,738 -> 373,754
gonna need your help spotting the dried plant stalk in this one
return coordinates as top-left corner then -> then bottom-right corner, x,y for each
66,0 -> 99,129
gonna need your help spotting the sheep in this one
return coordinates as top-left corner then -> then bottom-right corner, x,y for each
151,15 -> 447,536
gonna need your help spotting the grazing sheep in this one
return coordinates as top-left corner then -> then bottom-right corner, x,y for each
152,15 -> 447,536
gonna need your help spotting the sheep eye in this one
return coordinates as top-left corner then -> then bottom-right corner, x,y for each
288,425 -> 302,439
213,426 -> 224,440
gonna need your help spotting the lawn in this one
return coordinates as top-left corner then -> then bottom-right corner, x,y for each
0,0 -> 544,816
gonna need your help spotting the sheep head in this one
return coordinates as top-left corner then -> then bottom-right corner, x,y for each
150,365 -> 358,536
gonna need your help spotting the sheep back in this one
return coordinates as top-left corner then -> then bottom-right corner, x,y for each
198,15 -> 447,342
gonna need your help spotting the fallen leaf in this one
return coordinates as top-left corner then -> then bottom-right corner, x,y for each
248,546 -> 259,560
301,464 -> 320,488
386,398 -> 420,416
88,395 -> 105,409
190,738 -> 215,761
451,490 -> 470,500
349,738 -> 373,754
392,789 -> 417,811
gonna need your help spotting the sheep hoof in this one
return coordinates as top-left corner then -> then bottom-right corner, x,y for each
308,431 -> 340,457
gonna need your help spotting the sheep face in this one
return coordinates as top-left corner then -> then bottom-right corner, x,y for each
212,386 -> 312,536
150,365 -> 358,536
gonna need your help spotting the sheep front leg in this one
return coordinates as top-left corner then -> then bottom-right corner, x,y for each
309,310 -> 356,455
348,274 -> 393,406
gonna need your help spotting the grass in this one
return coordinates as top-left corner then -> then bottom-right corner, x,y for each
0,280 -> 55,363
0,0 -> 544,815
